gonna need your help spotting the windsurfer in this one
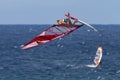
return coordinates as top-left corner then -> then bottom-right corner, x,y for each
57,18 -> 78,27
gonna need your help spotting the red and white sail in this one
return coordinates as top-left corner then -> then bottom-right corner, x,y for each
21,25 -> 83,50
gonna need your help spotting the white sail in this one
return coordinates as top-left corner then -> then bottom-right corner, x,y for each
86,46 -> 103,68
94,46 -> 103,67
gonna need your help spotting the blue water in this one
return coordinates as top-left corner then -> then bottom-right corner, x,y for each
0,24 -> 120,80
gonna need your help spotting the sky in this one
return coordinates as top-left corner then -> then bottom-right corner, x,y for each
0,0 -> 120,24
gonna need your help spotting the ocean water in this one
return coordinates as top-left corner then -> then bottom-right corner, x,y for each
0,24 -> 120,80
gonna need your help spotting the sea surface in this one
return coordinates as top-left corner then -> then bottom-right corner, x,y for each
0,24 -> 120,80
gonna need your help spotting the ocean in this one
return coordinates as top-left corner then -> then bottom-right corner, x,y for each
0,24 -> 120,80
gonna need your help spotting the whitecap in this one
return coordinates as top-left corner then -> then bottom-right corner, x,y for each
116,70 -> 120,73
86,64 -> 97,68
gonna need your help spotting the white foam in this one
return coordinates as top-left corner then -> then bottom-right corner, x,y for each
86,64 -> 97,68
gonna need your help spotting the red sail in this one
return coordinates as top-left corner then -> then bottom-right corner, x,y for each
21,25 -> 83,50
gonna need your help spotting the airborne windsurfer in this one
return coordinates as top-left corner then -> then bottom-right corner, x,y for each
22,12 -> 97,50
57,17 -> 78,27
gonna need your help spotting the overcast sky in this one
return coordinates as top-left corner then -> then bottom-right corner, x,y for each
0,0 -> 120,24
